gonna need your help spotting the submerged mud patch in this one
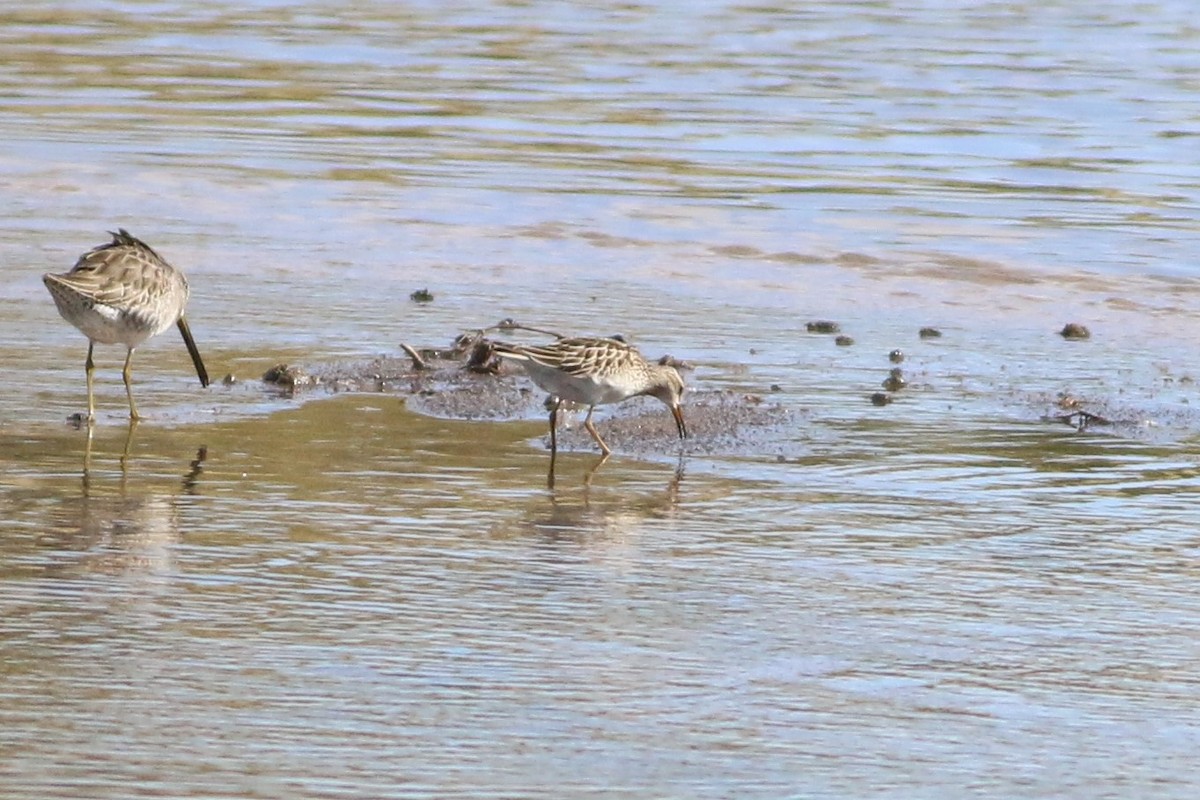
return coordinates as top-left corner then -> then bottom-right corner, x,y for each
529,391 -> 801,460
1024,389 -> 1200,443
254,313 -> 1200,461
291,350 -> 547,421
260,339 -> 799,459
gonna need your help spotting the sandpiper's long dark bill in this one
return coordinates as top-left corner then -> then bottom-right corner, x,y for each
491,336 -> 687,457
43,229 -> 209,422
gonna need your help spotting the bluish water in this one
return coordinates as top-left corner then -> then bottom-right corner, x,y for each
2,1 -> 1200,797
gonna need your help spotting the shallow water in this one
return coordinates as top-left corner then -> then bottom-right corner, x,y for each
3,1 -> 1200,797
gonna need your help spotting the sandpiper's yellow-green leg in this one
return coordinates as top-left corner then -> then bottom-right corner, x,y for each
582,407 -> 612,457
122,347 -> 139,421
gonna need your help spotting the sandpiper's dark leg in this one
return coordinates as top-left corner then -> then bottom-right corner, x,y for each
548,397 -> 561,456
547,398 -> 562,488
84,341 -> 96,422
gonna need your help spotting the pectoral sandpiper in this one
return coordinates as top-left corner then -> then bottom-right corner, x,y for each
43,229 -> 209,422
491,336 -> 687,457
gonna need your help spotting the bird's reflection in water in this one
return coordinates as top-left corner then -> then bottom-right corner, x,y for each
41,423 -> 208,582
525,456 -> 685,549
80,420 -> 137,494
547,449 -> 608,490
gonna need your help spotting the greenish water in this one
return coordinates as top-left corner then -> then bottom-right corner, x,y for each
3,1 -> 1200,797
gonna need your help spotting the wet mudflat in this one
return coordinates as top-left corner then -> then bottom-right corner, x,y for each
4,0 -> 1200,798
7,294 -> 1200,797
257,321 -> 799,460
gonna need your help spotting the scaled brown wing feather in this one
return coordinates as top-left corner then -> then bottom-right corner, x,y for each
520,338 -> 635,379
54,252 -> 174,310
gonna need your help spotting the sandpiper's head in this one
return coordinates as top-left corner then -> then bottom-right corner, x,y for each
647,364 -> 687,440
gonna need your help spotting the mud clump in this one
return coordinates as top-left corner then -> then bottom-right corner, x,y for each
263,364 -> 318,393
918,327 -> 942,339
834,335 -> 855,346
1060,322 -> 1091,340
410,288 -> 434,303
657,354 -> 691,370
881,368 -> 907,392
806,320 -> 841,334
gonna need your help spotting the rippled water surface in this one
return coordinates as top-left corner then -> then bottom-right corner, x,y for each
3,1 -> 1200,797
